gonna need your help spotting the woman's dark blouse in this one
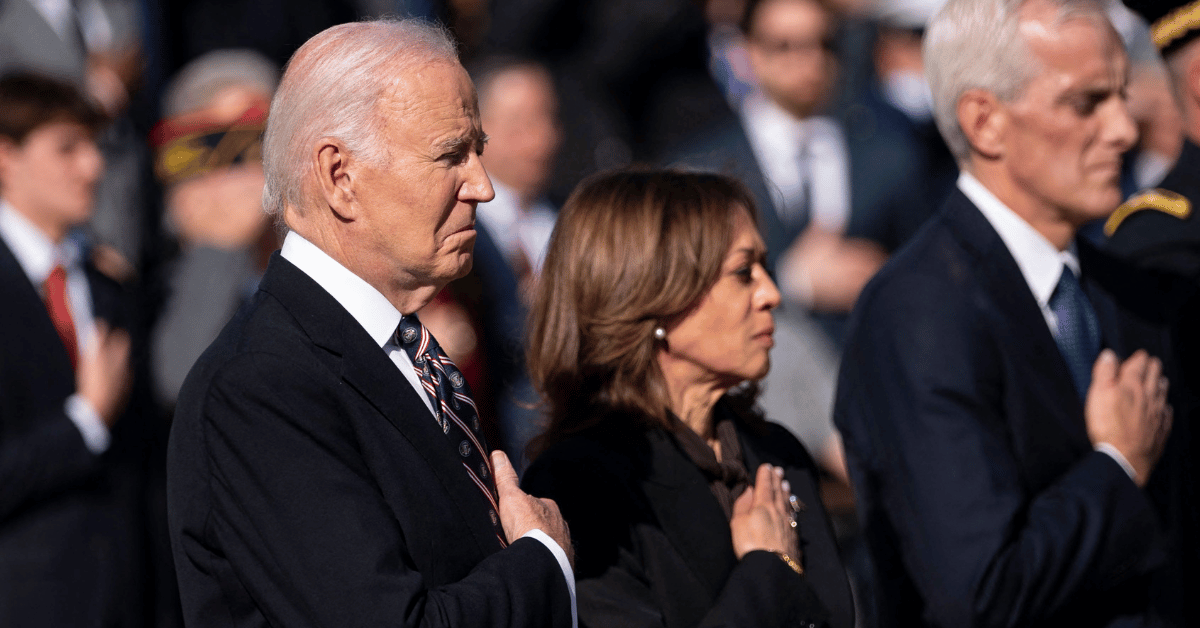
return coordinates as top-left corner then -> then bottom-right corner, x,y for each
522,403 -> 854,628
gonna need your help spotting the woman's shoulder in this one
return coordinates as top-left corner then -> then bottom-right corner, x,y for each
524,415 -> 654,483
724,400 -> 820,471
521,416 -> 670,528
752,419 -> 813,457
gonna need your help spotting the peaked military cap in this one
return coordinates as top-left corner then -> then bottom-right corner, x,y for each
1125,0 -> 1200,54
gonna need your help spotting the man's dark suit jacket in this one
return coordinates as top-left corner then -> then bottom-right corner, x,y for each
522,403 -> 854,628
0,235 -> 144,627
834,189 -> 1180,628
168,253 -> 572,627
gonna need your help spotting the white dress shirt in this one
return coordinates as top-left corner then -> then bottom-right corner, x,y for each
958,173 -> 1137,481
477,180 -> 557,274
741,92 -> 851,232
280,231 -> 577,626
0,200 -> 108,453
29,0 -> 114,52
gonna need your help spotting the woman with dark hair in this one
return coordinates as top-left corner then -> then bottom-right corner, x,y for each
521,169 -> 853,628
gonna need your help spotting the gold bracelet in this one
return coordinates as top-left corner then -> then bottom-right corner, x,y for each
771,550 -> 804,576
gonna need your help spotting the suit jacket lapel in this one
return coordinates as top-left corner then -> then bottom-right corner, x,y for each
941,191 -> 1088,444
639,428 -> 736,602
256,254 -> 504,554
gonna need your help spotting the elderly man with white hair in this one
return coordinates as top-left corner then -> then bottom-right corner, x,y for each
166,20 -> 576,628
834,0 -> 1183,626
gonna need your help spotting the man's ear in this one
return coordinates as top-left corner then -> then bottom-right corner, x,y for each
312,138 -> 357,221
957,88 -> 1007,160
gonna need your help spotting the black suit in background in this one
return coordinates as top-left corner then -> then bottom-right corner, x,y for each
485,0 -> 731,204
456,220 -> 542,467
1105,141 -> 1200,414
669,112 -> 926,347
0,235 -> 146,627
522,402 -> 853,628
669,112 -> 929,273
834,189 -> 1182,628
168,253 -> 572,627
1106,137 -> 1200,627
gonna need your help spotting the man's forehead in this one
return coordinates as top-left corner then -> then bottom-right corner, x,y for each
754,0 -> 830,37
1017,1 -> 1118,51
1018,8 -> 1126,77
378,62 -> 481,136
33,118 -> 98,140
480,66 -> 553,106
382,61 -> 474,109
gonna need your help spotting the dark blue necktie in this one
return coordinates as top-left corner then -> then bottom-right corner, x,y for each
1049,267 -> 1101,400
396,314 -> 507,547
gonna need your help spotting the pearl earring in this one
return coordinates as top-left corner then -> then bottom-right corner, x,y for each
654,327 -> 666,340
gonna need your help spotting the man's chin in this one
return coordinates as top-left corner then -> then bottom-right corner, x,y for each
60,207 -> 95,232
436,248 -> 474,283
1087,191 -> 1126,221
453,253 -> 474,279
424,238 -> 476,286
1061,187 -> 1124,225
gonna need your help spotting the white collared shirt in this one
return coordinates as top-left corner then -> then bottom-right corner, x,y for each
958,172 -> 1080,336
29,0 -> 114,52
957,173 -> 1137,481
0,200 -> 108,453
741,92 -> 851,232
477,181 -> 557,274
280,232 -> 436,417
280,231 -> 577,625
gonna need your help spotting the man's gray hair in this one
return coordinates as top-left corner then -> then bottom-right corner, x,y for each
261,19 -> 458,218
924,0 -> 1111,161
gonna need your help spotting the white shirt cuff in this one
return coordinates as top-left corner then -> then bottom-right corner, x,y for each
522,528 -> 577,628
65,394 -> 110,454
1095,443 -> 1137,482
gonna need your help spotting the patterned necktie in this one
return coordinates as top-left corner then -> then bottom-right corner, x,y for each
44,265 -> 79,370
395,314 -> 507,547
1049,267 -> 1101,400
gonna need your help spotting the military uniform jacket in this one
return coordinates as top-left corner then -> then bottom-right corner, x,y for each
1107,138 -> 1200,277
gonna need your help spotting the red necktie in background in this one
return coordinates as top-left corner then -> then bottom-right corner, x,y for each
44,265 -> 79,370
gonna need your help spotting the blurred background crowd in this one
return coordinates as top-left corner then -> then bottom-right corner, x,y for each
0,0 -> 1188,625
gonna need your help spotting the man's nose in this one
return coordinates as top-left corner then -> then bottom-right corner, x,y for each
82,140 -> 104,181
1104,97 -> 1138,153
465,152 -> 495,203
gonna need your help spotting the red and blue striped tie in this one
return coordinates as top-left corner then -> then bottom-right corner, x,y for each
396,314 -> 507,547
